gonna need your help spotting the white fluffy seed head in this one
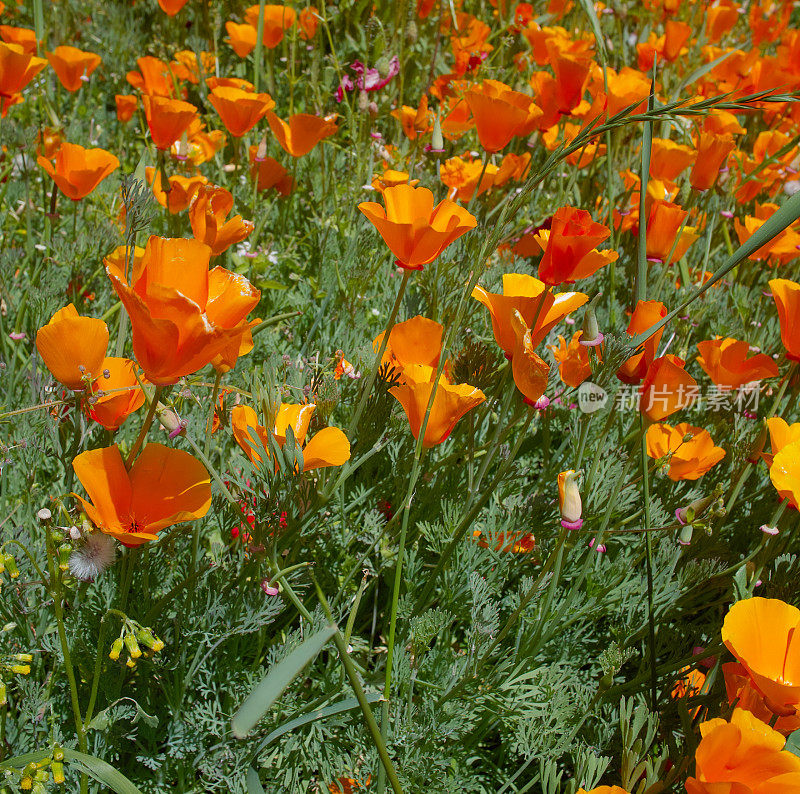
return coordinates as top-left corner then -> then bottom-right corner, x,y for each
68,533 -> 116,582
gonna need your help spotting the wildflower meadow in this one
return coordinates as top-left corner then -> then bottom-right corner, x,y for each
3,0 -> 800,791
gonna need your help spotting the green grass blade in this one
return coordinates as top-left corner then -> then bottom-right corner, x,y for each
635,59 -> 656,304
678,50 -> 735,94
247,766 -> 267,793
577,0 -> 607,62
629,188 -> 800,349
63,749 -> 146,794
232,624 -> 338,739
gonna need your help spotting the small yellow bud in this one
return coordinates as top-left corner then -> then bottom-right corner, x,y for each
109,638 -> 124,661
123,633 -> 142,659
51,761 -> 65,784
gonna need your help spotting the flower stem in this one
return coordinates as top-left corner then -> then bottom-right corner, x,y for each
125,385 -> 163,468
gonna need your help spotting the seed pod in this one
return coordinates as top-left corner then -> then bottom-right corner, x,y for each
678,524 -> 693,546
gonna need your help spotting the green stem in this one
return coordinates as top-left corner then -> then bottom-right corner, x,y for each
125,386 -> 162,467
640,426 -> 657,711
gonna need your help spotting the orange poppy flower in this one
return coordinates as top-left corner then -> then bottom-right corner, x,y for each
189,185 -> 254,256
298,7 -> 320,40
72,444 -> 211,547
770,279 -> 800,361
534,206 -> 618,286
617,300 -> 668,385
440,155 -> 498,202
358,184 -> 477,270
389,364 -> 485,448
371,169 -> 419,192
85,357 -> 146,431
723,662 -> 800,736
244,4 -> 297,48
509,310 -> 550,405
174,119 -> 226,166
115,93 -> 138,123
36,126 -> 64,159
145,167 -> 207,214
696,337 -> 778,388
208,86 -> 274,137
142,95 -> 198,150
723,598 -> 800,724
646,422 -> 726,480
671,666 -> 707,718
736,208 -> 800,265
549,331 -> 593,387
266,111 -> 338,157
770,439 -> 800,509
248,147 -> 293,194
649,138 -> 696,180
37,142 -> 119,201
604,66 -> 651,117
546,43 -> 591,114
157,0 -> 189,15
170,50 -> 215,85
391,95 -> 433,140
690,132 -> 736,191
231,403 -> 350,472
373,315 -> 443,374
106,236 -> 260,384
36,304 -> 109,390
225,22 -> 258,57
464,79 -> 542,152
126,56 -> 178,98
211,319 -> 260,374
763,417 -> 800,468
46,45 -> 101,92
558,469 -> 582,527
0,26 -> 38,55
472,273 -> 588,359
685,708 -> 800,794
0,42 -> 46,113
645,200 -> 699,264
577,788 -> 631,794
706,0 -> 739,42
639,354 -> 697,422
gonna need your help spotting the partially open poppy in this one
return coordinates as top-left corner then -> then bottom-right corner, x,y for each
231,403 -> 351,472
157,0 -> 189,15
509,310 -> 550,405
770,279 -> 800,361
723,597 -> 800,723
189,185 -> 254,256
549,331 -> 593,387
225,22 -> 258,58
646,422 -> 726,480
0,26 -> 38,55
639,355 -> 697,422
145,167 -> 207,214
142,95 -> 198,150
649,138 -> 696,180
373,315 -> 443,373
106,236 -> 260,384
690,131 -> 736,191
617,300 -> 668,385
534,206 -> 618,286
0,42 -> 47,114
244,4 -> 297,48
298,7 -> 320,39
464,79 -> 542,152
46,45 -> 101,92
85,357 -> 146,431
115,94 -> 138,123
645,200 -> 699,264
358,184 -> 477,270
126,55 -> 179,98
36,304 -> 109,390
37,142 -> 119,201
685,707 -> 800,794
248,147 -> 293,194
391,95 -> 433,140
267,111 -> 338,157
208,86 -> 275,137
72,443 -> 211,547
472,273 -> 588,358
696,337 -> 778,388
389,364 -> 485,447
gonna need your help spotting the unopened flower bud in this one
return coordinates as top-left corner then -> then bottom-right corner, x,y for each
675,493 -> 716,525
14,653 -> 32,663
580,294 -> 603,346
3,554 -> 18,579
430,111 -> 444,153
0,679 -> 6,706
678,524 -> 693,546
123,632 -> 142,659
406,20 -> 418,43
558,470 -> 583,529
10,664 -> 30,675
57,544 -> 71,571
375,55 -> 391,78
598,672 -> 614,691
109,637 -> 124,661
156,403 -> 184,436
51,761 -> 65,784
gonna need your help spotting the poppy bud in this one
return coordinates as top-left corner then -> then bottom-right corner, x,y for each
558,469 -> 583,529
678,524 -> 693,545
109,637 -> 124,660
580,294 -> 603,346
430,111 -> 444,153
675,493 -> 715,525
598,672 -> 614,691
156,403 -> 184,436
375,55 -> 391,78
358,89 -> 369,112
